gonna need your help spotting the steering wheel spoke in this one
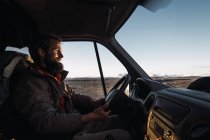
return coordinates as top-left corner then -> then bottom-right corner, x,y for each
105,74 -> 131,106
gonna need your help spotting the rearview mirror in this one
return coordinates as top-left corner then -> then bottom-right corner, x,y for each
139,0 -> 173,12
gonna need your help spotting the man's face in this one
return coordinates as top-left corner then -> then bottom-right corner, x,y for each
43,38 -> 64,75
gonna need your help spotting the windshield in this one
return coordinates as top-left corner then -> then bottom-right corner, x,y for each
116,0 -> 210,88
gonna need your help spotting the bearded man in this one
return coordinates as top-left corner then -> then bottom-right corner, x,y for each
9,34 -> 133,140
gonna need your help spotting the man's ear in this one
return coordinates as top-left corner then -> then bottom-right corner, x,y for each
38,48 -> 46,57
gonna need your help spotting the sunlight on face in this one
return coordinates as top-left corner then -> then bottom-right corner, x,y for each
48,39 -> 63,62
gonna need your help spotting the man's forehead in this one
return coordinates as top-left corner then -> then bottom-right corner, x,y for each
49,39 -> 61,48
50,38 -> 61,46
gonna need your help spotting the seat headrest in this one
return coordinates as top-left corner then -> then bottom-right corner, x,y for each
0,51 -> 33,78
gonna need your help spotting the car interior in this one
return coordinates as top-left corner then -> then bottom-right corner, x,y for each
1,0 -> 210,140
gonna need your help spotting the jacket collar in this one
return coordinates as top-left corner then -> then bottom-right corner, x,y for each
31,64 -> 69,83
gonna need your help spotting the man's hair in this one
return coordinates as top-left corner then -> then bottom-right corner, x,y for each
29,34 -> 61,63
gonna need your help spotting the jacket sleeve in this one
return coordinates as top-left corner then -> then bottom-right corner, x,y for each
70,91 -> 95,114
12,75 -> 84,135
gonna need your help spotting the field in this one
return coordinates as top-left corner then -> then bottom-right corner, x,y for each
152,76 -> 200,88
65,77 -> 120,98
65,76 -> 200,98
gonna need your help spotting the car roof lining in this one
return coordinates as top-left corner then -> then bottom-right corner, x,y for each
1,0 -> 174,49
0,0 -> 138,49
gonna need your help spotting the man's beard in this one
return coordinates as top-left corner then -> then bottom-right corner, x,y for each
44,55 -> 64,75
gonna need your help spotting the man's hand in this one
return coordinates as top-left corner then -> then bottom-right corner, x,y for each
92,98 -> 105,108
81,104 -> 111,122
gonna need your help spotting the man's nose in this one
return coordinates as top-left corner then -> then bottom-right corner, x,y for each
58,51 -> 63,58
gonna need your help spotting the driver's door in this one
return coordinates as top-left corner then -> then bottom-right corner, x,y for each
61,41 -> 128,99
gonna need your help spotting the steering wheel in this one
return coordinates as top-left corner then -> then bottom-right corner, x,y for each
105,74 -> 131,106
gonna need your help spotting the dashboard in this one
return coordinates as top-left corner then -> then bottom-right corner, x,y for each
130,78 -> 210,140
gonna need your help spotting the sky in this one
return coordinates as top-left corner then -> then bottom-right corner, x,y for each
115,0 -> 210,76
7,0 -> 210,77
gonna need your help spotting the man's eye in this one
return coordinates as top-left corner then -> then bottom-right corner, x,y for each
53,49 -> 62,54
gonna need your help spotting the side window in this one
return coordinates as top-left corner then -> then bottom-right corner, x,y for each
62,41 -> 128,99
97,44 -> 129,95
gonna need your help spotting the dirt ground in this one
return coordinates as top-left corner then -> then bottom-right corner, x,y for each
65,76 -> 201,98
65,77 -> 119,98
153,76 -> 200,88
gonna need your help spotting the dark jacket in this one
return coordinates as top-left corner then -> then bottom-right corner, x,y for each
9,65 -> 96,138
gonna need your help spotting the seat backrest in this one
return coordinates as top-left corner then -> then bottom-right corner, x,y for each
0,51 -> 33,138
0,50 -> 32,106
